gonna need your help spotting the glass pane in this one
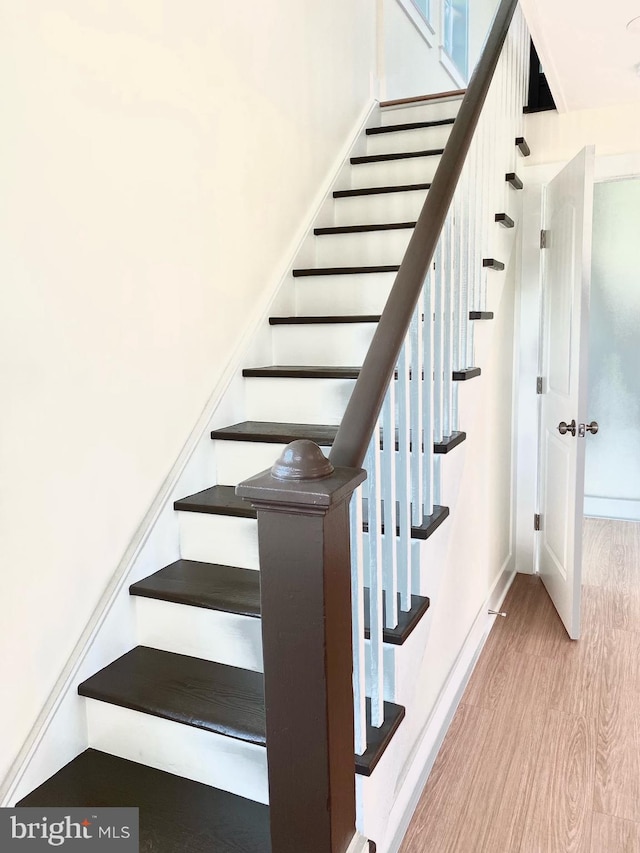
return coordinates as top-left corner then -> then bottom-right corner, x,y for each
443,0 -> 468,79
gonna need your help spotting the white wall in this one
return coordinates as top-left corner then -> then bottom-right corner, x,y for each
380,0 -> 499,100
0,0 -> 376,785
584,178 -> 640,521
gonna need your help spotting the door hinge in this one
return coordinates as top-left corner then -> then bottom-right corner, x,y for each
540,229 -> 548,249
534,513 -> 541,531
536,376 -> 543,394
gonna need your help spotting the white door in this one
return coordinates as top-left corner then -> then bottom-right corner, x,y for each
537,146 -> 595,640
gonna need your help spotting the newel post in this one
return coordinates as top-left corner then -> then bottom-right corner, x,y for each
236,440 -> 366,853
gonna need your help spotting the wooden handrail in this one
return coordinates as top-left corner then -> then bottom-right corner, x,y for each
329,0 -> 518,469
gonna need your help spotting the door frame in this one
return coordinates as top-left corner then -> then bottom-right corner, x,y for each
514,150 -> 640,575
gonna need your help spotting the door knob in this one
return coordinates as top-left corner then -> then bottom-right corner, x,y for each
558,419 -> 576,436
584,421 -> 599,435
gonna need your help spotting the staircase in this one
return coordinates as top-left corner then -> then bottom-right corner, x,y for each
14,4 -> 530,851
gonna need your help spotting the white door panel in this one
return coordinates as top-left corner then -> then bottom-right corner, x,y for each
538,146 -> 595,639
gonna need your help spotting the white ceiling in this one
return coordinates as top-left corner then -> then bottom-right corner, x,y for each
519,0 -> 640,112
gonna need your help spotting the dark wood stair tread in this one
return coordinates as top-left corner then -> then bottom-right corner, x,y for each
363,591 -> 430,645
515,136 -> 531,156
366,118 -> 455,135
351,148 -> 444,165
269,315 -> 381,325
434,431 -> 466,454
242,365 -> 480,382
292,264 -> 399,277
131,559 -> 429,647
78,646 -> 267,745
495,212 -> 514,228
483,258 -> 505,271
356,700 -> 405,776
453,367 -> 481,381
242,366 -> 360,379
470,311 -> 493,320
363,501 -> 449,541
175,485 -> 255,517
211,422 -> 466,457
333,183 -> 431,198
211,421 -> 338,446
314,222 -> 416,235
505,172 -> 524,190
16,749 -> 271,853
380,89 -> 465,107
175,484 -> 448,541
130,560 -> 261,617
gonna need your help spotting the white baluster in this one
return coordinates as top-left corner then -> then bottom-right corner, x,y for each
396,340 -> 412,611
381,386 -> 398,629
365,433 -> 384,727
350,485 -> 367,755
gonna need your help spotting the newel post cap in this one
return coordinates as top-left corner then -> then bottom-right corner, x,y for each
271,439 -> 334,480
236,441 -> 366,511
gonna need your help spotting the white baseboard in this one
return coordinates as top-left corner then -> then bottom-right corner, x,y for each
0,97 -> 378,807
584,495 -> 640,522
381,559 -> 516,853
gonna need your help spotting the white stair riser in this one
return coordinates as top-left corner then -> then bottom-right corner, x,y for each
85,700 -> 268,804
351,156 -> 440,190
244,376 -> 356,424
379,98 -> 462,126
214,440 -> 330,485
178,512 -> 259,569
295,272 -> 396,315
333,190 -> 428,227
135,597 -> 263,672
366,124 -> 452,156
271,323 -> 376,366
315,229 -> 412,267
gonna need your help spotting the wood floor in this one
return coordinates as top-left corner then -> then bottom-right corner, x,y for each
400,518 -> 640,853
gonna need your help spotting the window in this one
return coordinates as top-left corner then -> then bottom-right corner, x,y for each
442,0 -> 469,81
411,0 -> 431,23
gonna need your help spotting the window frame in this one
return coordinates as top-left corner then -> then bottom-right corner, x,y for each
395,0 -> 436,46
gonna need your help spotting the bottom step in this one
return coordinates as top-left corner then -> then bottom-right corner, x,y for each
17,749 -> 270,853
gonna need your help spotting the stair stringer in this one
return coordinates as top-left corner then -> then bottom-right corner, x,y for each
1,97 -> 379,808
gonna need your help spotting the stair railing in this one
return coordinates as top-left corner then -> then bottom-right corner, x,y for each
238,2 -> 529,850
334,0 -> 530,751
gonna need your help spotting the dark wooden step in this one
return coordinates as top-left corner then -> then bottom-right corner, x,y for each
363,590 -> 430,645
78,646 -> 266,745
211,421 -> 337,446
211,422 -> 466,457
351,148 -> 444,165
356,700 -> 405,776
363,501 -> 449,541
131,560 -> 429,647
242,366 -> 481,382
434,431 -> 466,454
495,212 -> 514,228
515,136 -> 531,157
453,367 -> 482,381
176,484 -> 448,542
366,118 -> 455,135
505,172 -> 523,190
333,183 -> 431,199
380,89 -> 465,108
269,315 -> 380,325
242,365 -> 360,380
292,264 -> 399,277
314,222 -> 416,235
469,311 -> 494,320
16,749 -> 271,853
483,258 -> 505,271
130,560 -> 261,617
175,484 -> 255,517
